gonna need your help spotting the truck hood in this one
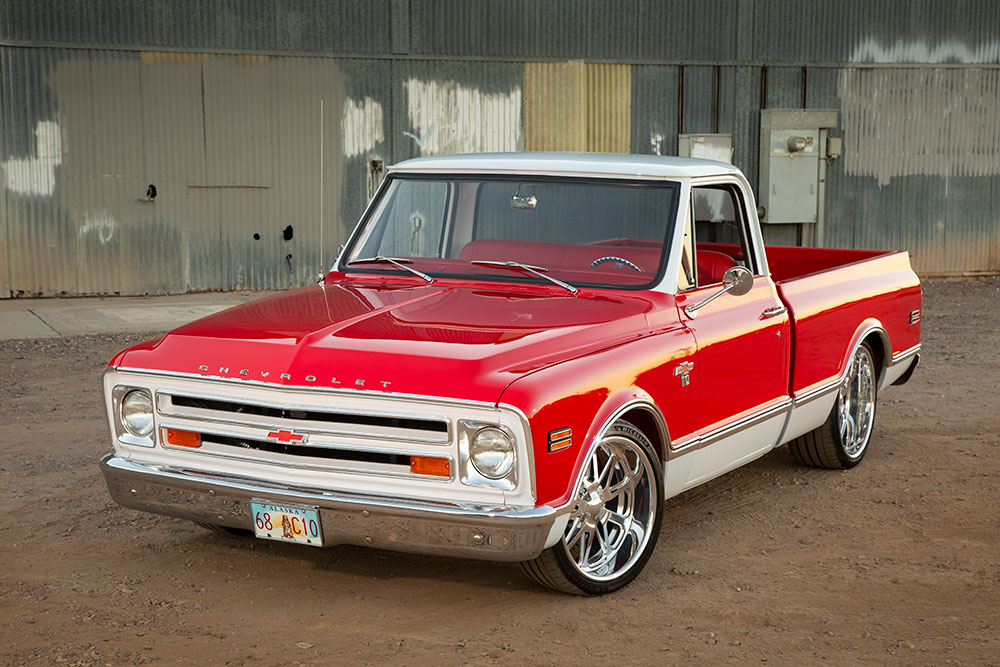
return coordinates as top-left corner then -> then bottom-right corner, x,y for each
115,277 -> 654,403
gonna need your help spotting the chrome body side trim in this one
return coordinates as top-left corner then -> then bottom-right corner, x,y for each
890,343 -> 921,365
668,399 -> 792,456
101,454 -> 566,562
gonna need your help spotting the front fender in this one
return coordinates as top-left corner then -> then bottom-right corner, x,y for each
499,326 -> 694,507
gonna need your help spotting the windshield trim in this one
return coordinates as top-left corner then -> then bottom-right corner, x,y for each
338,172 -> 681,293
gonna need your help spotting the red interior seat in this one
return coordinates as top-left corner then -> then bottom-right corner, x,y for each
697,250 -> 737,285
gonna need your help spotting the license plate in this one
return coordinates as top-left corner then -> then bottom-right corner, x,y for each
249,501 -> 323,546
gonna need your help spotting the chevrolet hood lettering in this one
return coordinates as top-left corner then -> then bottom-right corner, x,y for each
196,363 -> 391,388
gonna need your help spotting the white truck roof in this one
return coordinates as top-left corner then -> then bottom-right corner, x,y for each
389,152 -> 743,180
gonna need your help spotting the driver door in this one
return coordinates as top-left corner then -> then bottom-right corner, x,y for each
673,183 -> 791,488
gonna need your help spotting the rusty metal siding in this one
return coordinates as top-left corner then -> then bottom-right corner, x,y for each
765,66 -> 803,109
753,0 -> 1000,65
2,46 -> 77,297
799,64 -> 1000,274
3,0 -> 391,56
407,0 -> 737,61
681,66 -> 715,135
4,1 -> 1000,296
586,63 -> 631,153
524,61 -> 629,153
630,65 -> 679,158
0,48 -> 368,296
524,61 -> 587,152
636,0 -> 739,62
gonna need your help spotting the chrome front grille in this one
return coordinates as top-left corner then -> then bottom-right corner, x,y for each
158,391 -> 450,445
168,395 -> 449,437
154,389 -> 454,480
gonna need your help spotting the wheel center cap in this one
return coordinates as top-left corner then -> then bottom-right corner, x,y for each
581,486 -> 604,515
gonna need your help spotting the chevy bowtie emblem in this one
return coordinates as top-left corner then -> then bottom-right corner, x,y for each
267,430 -> 307,444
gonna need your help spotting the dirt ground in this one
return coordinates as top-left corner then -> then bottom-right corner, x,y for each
1,278 -> 997,666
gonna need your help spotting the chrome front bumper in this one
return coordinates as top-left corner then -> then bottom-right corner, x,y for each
100,454 -> 563,561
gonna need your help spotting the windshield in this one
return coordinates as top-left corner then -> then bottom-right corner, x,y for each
343,175 -> 679,290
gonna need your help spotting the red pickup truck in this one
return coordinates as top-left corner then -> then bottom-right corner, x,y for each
101,153 -> 921,595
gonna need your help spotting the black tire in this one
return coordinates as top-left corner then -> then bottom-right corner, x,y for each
520,420 -> 664,595
789,342 -> 878,469
195,522 -> 254,537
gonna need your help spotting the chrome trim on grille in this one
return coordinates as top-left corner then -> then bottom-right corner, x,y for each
116,366 -> 498,409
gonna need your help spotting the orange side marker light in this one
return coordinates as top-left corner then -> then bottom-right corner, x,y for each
162,427 -> 202,448
410,456 -> 451,477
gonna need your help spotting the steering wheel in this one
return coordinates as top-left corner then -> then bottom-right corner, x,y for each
589,256 -> 643,272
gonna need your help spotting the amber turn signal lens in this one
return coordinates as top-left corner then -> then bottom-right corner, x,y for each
409,456 -> 451,477
162,427 -> 201,448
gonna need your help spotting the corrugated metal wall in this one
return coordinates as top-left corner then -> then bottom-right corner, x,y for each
2,0 -> 999,297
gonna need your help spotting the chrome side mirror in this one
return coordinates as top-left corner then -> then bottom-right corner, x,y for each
723,266 -> 753,296
683,266 -> 754,319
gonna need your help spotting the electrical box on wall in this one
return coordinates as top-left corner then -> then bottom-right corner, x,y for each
758,109 -> 838,224
678,134 -> 733,164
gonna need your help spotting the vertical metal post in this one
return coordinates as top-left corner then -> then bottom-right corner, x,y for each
816,127 -> 828,248
319,99 -> 325,270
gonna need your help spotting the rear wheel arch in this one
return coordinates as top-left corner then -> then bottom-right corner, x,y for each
848,321 -> 890,387
862,330 -> 889,385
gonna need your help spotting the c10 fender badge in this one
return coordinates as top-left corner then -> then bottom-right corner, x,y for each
674,361 -> 694,387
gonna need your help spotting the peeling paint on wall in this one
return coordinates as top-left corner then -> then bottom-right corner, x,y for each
649,132 -> 665,156
839,68 -> 1000,186
341,97 -> 384,158
1,120 -> 62,196
849,38 -> 1000,64
76,210 -> 117,244
403,79 -> 521,155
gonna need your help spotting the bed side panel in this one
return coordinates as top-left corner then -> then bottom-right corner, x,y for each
777,251 -> 921,396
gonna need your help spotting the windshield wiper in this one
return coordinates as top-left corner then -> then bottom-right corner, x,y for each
347,256 -> 434,284
470,260 -> 578,295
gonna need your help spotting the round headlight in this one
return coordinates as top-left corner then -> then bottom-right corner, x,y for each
471,427 -> 515,479
121,390 -> 154,437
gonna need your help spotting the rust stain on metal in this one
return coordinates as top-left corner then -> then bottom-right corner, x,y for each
524,61 -> 630,153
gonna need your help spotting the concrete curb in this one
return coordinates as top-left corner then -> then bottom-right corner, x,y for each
0,292 -> 280,341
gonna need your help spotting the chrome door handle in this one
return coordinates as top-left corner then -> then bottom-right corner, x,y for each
761,305 -> 787,319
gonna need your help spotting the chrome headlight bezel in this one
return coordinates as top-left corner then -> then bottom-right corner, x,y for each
112,385 -> 156,447
457,420 -> 517,490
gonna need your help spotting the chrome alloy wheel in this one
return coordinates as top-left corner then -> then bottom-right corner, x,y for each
837,345 -> 876,459
562,435 -> 657,581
